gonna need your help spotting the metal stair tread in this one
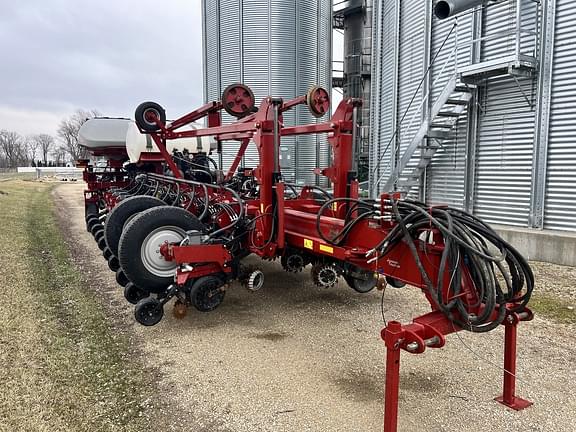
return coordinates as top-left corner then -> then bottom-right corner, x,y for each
446,98 -> 470,106
437,112 -> 461,118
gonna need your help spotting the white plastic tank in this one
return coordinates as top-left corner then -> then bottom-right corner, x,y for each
78,117 -> 216,163
125,122 -> 216,164
78,117 -> 131,150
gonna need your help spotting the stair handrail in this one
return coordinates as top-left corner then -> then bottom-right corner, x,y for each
370,22 -> 458,188
374,42 -> 459,189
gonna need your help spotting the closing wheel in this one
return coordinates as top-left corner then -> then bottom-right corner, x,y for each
134,297 -> 164,326
118,206 -> 204,293
386,276 -> 406,288
135,101 -> 166,132
108,255 -> 121,272
190,275 -> 226,312
344,272 -> 377,293
104,195 -> 166,257
222,83 -> 255,118
116,268 -> 130,287
306,86 -> 330,118
124,282 -> 149,305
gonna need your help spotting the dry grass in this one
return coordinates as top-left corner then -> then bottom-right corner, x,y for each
0,180 -> 159,432
0,171 -> 36,181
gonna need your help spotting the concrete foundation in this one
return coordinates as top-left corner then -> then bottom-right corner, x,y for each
494,225 -> 576,267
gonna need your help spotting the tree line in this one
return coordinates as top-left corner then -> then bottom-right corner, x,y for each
0,109 -> 100,168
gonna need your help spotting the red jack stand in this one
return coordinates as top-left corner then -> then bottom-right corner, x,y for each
494,307 -> 534,411
381,313 -> 448,432
383,321 -> 403,432
382,308 -> 534,432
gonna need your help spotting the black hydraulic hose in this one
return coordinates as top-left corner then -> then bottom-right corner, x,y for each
316,198 -> 375,246
206,185 -> 244,239
286,183 -> 333,201
376,199 -> 533,332
170,182 -> 181,206
145,173 -> 244,238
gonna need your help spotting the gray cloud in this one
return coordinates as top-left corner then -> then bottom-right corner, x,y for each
0,0 -> 203,135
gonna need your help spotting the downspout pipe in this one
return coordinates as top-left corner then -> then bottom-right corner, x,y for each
434,0 -> 494,19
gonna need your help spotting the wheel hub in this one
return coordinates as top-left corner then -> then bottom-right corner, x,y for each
140,226 -> 186,277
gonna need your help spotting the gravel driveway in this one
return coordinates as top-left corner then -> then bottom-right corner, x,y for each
54,183 -> 576,432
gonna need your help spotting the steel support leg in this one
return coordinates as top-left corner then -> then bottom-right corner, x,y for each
495,314 -> 533,410
383,321 -> 403,432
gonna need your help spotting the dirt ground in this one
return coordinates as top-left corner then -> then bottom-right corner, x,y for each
53,183 -> 576,432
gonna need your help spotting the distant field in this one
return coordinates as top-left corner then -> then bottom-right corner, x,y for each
0,171 -> 36,181
0,180 -> 162,432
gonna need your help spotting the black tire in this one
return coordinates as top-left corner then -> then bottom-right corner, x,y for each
86,214 -> 99,224
85,202 -> 99,220
118,206 -> 204,293
386,276 -> 406,289
103,247 -> 113,260
97,236 -> 107,251
91,223 -> 104,236
344,273 -> 377,293
108,255 -> 121,272
190,275 -> 226,312
134,297 -> 164,326
87,218 -> 100,232
124,283 -> 149,305
104,195 -> 166,256
135,101 -> 166,132
95,230 -> 104,242
116,268 -> 130,287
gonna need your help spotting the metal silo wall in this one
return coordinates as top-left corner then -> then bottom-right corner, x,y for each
544,0 -> 576,231
396,0 -> 426,196
369,0 -> 428,197
369,0 -> 397,196
201,0 -> 332,185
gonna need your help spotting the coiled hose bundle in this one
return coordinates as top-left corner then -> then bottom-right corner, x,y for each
316,198 -> 534,333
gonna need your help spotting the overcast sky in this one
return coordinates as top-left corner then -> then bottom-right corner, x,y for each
0,0 -> 343,137
0,0 -> 204,136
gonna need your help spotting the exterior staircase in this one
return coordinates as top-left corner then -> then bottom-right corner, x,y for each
383,75 -> 474,194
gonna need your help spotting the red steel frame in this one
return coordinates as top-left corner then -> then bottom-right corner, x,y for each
135,92 -> 533,431
80,151 -> 130,214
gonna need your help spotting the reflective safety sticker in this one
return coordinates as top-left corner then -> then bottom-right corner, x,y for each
319,244 -> 334,254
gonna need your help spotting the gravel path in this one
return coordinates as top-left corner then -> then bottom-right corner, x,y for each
54,183 -> 576,432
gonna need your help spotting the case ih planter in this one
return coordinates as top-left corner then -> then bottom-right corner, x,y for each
78,84 -> 534,432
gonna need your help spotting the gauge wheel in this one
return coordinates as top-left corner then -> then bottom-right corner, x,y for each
190,275 -> 226,312
118,206 -> 204,293
134,297 -> 164,326
124,282 -> 150,305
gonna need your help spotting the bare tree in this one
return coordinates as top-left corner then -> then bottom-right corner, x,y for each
31,134 -> 54,165
25,136 -> 40,166
0,130 -> 26,168
57,109 -> 100,162
52,146 -> 67,167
